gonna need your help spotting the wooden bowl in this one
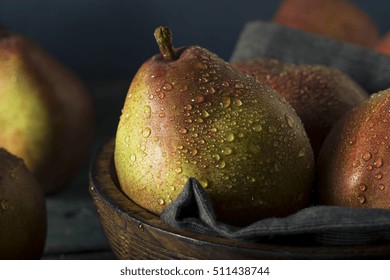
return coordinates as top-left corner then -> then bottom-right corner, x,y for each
89,139 -> 390,259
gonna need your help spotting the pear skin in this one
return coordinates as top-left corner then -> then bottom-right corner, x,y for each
232,58 -> 369,156
375,31 -> 390,55
317,89 -> 389,208
273,0 -> 380,48
115,27 -> 315,226
0,148 -> 47,259
0,27 -> 94,194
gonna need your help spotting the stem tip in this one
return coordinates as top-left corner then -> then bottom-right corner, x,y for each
154,26 -> 175,61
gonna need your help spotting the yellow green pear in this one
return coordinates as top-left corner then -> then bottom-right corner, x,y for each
115,27 -> 315,226
0,27 -> 94,194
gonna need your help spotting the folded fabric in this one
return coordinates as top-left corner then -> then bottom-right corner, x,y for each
230,21 -> 390,94
161,178 -> 390,246
160,21 -> 390,246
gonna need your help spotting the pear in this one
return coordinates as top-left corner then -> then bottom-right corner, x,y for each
0,148 -> 46,259
273,0 -> 380,48
0,27 -> 94,194
114,27 -> 315,226
374,31 -> 390,55
232,58 -> 369,156
317,89 -> 389,208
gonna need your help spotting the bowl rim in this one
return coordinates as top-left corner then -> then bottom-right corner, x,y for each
89,138 -> 390,259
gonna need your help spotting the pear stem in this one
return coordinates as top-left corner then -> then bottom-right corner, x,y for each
154,26 -> 176,61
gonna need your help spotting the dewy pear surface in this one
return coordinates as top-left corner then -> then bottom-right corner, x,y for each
317,89 -> 389,208
115,29 -> 315,225
232,58 -> 369,156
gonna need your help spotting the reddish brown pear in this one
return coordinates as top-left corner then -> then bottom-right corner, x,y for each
374,31 -> 390,55
0,148 -> 46,259
273,0 -> 380,48
114,27 -> 315,226
0,27 -> 94,194
232,58 -> 369,156
317,89 -> 389,207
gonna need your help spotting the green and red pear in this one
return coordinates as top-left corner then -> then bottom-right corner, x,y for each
0,27 -> 94,194
114,27 -> 315,226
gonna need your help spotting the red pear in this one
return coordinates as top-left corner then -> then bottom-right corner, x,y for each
374,31 -> 390,55
317,89 -> 389,207
232,58 -> 369,156
273,0 -> 380,48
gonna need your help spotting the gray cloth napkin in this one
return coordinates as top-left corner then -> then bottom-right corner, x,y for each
160,21 -> 390,246
161,178 -> 390,245
230,21 -> 390,94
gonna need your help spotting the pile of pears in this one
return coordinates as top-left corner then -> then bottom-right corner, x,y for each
114,26 -> 389,226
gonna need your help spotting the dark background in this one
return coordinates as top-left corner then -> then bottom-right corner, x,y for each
1,0 -> 390,259
1,0 -> 390,82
